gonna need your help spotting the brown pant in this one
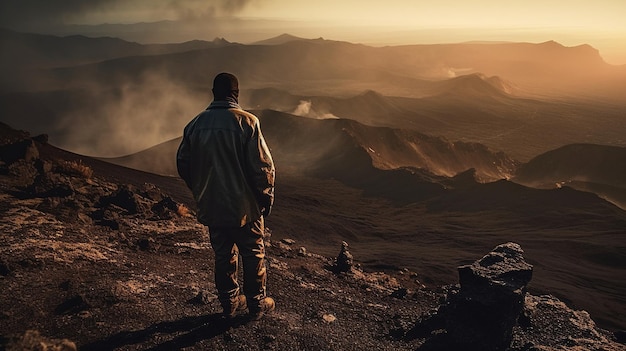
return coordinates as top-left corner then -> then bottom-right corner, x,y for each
209,217 -> 267,311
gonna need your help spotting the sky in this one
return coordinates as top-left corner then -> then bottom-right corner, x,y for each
1,0 -> 625,64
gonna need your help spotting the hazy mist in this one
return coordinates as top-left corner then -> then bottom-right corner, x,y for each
78,81 -> 207,158
0,71 -> 208,157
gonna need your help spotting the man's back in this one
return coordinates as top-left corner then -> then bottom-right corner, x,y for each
177,100 -> 274,227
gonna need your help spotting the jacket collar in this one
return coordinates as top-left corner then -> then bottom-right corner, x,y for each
207,98 -> 240,110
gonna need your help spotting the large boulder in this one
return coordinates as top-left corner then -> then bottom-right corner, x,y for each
407,242 -> 534,350
0,138 -> 38,165
445,242 -> 533,350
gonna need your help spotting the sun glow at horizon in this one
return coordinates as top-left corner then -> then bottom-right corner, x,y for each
237,0 -> 626,64
2,0 -> 625,64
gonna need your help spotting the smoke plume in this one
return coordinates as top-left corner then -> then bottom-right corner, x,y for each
56,72 -> 206,157
292,100 -> 339,120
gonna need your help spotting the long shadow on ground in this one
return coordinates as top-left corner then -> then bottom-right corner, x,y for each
81,313 -> 245,351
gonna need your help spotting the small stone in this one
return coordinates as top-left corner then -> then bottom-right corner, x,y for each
322,314 -> 337,323
0,259 -> 12,276
275,242 -> 292,251
263,334 -> 276,343
297,247 -> 307,256
187,290 -> 216,305
78,310 -> 92,318
137,237 -> 158,251
281,238 -> 296,245
391,288 -> 408,299
54,295 -> 90,315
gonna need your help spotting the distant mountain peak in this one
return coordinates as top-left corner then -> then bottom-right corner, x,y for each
252,33 -> 307,45
276,33 -> 304,40
358,90 -> 384,98
485,75 -> 517,95
209,37 -> 231,46
539,40 -> 562,47
436,73 -> 515,98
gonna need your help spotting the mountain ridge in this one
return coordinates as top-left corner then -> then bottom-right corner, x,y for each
515,143 -> 626,188
514,143 -> 626,209
104,110 -> 518,185
3,28 -> 621,98
0,28 -> 231,69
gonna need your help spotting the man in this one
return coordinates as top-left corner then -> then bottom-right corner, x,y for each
177,72 -> 275,320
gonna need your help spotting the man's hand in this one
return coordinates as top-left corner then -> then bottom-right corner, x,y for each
260,198 -> 272,218
261,206 -> 271,218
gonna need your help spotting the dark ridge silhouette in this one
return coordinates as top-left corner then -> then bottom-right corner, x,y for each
515,144 -> 626,189
560,180 -> 626,211
0,28 -> 232,92
0,121 -> 30,141
427,178 -> 623,215
513,143 -> 626,209
0,27 -> 229,68
0,28 -> 143,68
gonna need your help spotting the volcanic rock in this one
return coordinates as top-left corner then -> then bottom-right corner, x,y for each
0,139 -> 38,166
410,242 -> 534,350
100,184 -> 148,214
151,196 -> 179,219
334,241 -> 354,273
445,242 -> 533,350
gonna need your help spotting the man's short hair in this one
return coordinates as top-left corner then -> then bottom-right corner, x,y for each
213,72 -> 239,100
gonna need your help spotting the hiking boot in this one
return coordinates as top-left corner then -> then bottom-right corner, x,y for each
224,294 -> 247,319
249,297 -> 275,321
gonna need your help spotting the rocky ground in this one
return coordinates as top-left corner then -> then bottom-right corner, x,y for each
0,126 -> 624,350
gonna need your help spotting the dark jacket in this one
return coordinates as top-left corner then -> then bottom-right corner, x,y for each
176,100 -> 275,227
